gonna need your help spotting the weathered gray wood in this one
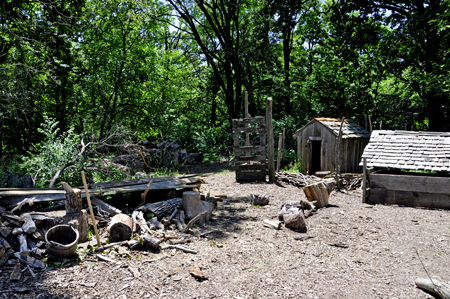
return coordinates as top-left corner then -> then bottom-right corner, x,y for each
266,97 -> 275,182
277,133 -> 283,172
283,210 -> 306,230
0,224 -> 11,238
46,210 -> 89,242
232,117 -> 265,125
367,188 -> 450,209
17,234 -> 31,256
335,117 -> 345,189
91,197 -> 122,216
234,155 -> 266,162
62,182 -> 82,214
362,157 -> 367,203
245,91 -> 250,147
369,173 -> 450,194
233,146 -> 266,154
10,263 -> 21,281
0,248 -> 14,268
263,219 -> 281,230
234,164 -> 266,171
13,252 -> 45,269
138,197 -> 183,218
2,183 -> 199,208
415,277 -> 450,299
303,179 -> 336,208
21,214 -> 36,234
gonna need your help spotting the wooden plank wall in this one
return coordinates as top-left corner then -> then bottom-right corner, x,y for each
297,121 -> 366,174
367,173 -> 450,209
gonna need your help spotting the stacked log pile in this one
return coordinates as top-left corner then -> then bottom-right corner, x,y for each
277,171 -> 362,191
0,175 -> 212,277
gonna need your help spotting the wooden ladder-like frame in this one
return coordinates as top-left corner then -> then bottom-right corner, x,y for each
232,116 -> 266,182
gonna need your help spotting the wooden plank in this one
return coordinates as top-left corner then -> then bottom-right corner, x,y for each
1,183 -> 200,207
266,98 -> 274,182
369,173 -> 450,194
234,164 -> 266,171
233,132 -> 240,147
233,146 -> 266,154
362,158 -> 367,203
233,117 -> 265,125
234,155 -> 266,162
232,127 -> 266,134
367,188 -> 450,209
245,91 -> 250,147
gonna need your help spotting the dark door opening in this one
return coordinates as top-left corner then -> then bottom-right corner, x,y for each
310,140 -> 321,174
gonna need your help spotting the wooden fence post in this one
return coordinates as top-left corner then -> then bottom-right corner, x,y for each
245,91 -> 250,147
362,157 -> 367,203
277,133 -> 282,172
335,117 -> 345,189
266,98 -> 275,182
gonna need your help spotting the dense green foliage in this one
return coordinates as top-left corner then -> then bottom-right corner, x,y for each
1,0 -> 449,162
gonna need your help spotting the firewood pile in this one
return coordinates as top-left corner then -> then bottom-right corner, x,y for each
275,172 -> 323,187
277,171 -> 362,191
0,175 -> 215,278
89,139 -> 204,175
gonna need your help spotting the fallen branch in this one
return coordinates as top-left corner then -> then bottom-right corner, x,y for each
181,211 -> 207,233
160,245 -> 197,254
415,277 -> 450,299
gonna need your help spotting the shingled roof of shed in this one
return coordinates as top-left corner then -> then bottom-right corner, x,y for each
293,118 -> 370,139
360,130 -> 450,172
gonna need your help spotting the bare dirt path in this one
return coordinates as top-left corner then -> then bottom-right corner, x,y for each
1,163 -> 450,299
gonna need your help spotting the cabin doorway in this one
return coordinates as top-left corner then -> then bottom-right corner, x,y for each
309,140 -> 321,175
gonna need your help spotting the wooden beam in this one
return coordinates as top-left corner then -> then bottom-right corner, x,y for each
369,173 -> 450,194
266,97 -> 275,182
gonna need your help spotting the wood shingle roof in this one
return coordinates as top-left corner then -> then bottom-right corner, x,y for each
293,118 -> 370,139
361,130 -> 450,171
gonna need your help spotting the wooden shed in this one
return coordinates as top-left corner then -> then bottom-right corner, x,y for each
293,118 -> 370,174
361,130 -> 450,209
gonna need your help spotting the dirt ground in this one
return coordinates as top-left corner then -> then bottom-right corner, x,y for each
1,161 -> 450,299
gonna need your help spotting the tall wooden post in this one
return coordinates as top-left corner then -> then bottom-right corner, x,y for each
266,98 -> 275,182
362,157 -> 367,203
368,115 -> 373,133
334,117 -> 345,190
276,133 -> 283,172
245,91 -> 250,146
282,128 -> 286,163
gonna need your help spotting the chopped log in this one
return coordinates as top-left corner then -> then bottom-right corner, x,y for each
263,219 -> 281,230
415,277 -> 450,299
46,210 -> 89,242
21,214 -> 36,234
0,249 -> 14,268
148,217 -> 164,230
0,235 -> 11,249
0,244 -> 4,258
108,214 -> 133,242
17,234 -> 31,256
167,208 -> 178,222
172,219 -> 185,231
27,236 -> 45,258
251,194 -> 269,206
14,252 -> 45,269
182,211 -> 207,233
135,211 -> 151,234
283,211 -> 307,230
12,227 -> 23,235
138,197 -> 183,219
127,239 -> 142,250
183,191 -> 212,222
300,199 -> 315,211
10,263 -> 21,281
0,224 -> 12,238
91,197 -> 122,216
62,182 -> 82,214
302,178 -> 336,208
278,202 -> 301,221
141,235 -> 161,249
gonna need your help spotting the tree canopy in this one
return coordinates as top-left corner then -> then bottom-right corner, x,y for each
1,0 -> 449,156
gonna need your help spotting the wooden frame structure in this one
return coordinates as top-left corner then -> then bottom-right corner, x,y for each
233,117 -> 266,182
361,130 -> 450,209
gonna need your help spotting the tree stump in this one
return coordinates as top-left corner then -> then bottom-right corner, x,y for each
302,178 -> 336,208
108,214 -> 133,242
62,182 -> 82,214
46,210 -> 89,242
